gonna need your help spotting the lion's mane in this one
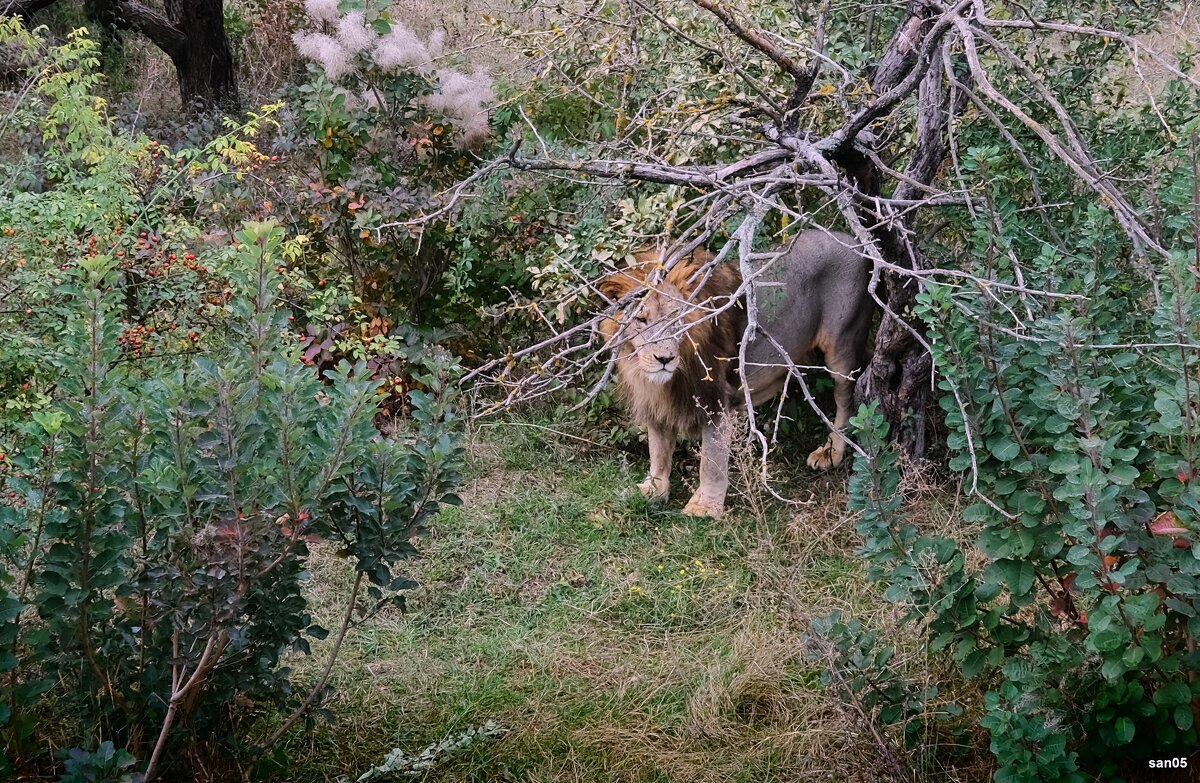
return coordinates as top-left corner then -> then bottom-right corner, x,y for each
598,255 -> 745,436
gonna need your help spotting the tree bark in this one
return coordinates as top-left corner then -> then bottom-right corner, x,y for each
162,0 -> 238,111
3,0 -> 57,18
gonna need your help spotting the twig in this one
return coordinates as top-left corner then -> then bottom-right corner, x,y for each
256,570 -> 366,752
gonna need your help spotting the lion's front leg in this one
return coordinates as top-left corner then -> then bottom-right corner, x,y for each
637,424 -> 674,502
682,415 -> 731,519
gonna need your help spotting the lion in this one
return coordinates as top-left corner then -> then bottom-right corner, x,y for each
597,230 -> 875,518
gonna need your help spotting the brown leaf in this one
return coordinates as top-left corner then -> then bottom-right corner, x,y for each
1150,510 -> 1188,536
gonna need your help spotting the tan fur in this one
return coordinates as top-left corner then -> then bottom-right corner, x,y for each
597,251 -> 745,517
598,255 -> 745,438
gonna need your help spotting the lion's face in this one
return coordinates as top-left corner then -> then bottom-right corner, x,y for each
597,252 -> 735,388
622,283 -> 693,384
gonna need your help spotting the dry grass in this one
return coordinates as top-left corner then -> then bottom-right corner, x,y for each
1133,5 -> 1199,88
258,418 -> 992,782
234,0 -> 306,103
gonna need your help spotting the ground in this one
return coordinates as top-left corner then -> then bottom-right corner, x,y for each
266,418 -> 985,783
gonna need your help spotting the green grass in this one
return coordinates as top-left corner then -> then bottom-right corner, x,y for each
262,419 -> 975,782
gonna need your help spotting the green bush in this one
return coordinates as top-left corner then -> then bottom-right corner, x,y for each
830,98 -> 1200,783
0,21 -> 463,779
0,19 -> 283,433
0,221 -> 462,778
285,0 -> 503,329
805,5 -> 1200,779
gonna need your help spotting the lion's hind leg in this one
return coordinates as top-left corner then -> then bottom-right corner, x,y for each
805,351 -> 860,471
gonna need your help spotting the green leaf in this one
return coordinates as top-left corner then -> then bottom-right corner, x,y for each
1153,681 -> 1192,707
1108,464 -> 1140,485
1101,658 -> 1126,680
1175,705 -> 1194,731
1113,716 -> 1135,744
987,436 -> 1021,462
1048,452 -> 1080,475
994,559 -> 1035,597
1155,395 -> 1184,428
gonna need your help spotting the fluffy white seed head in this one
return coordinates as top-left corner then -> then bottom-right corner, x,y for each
427,29 -> 446,59
292,31 -> 353,81
372,24 -> 432,72
336,11 -> 376,55
303,0 -> 340,24
425,67 -> 494,150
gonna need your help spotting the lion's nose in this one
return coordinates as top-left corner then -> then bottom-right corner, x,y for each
654,355 -> 673,366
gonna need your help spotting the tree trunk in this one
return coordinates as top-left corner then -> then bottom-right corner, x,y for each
6,0 -> 58,20
853,231 -> 933,458
163,0 -> 238,111
9,0 -> 239,112
836,1 -> 965,458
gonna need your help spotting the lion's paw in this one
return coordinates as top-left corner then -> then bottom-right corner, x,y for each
637,476 -> 669,502
806,439 -> 845,471
681,494 -> 724,519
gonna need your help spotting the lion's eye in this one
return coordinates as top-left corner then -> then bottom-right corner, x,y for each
634,316 -> 648,325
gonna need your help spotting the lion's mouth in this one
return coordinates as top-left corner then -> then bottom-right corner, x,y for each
645,366 -> 675,384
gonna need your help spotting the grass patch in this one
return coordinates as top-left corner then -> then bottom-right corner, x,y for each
263,418 -> 987,782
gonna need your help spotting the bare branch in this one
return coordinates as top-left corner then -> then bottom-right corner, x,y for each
1,0 -> 57,16
691,0 -> 808,81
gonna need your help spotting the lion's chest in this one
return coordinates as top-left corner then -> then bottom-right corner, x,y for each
616,355 -> 730,437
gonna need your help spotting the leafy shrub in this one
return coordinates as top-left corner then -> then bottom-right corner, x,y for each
803,6 -> 1200,777
0,21 -> 463,779
283,0 -> 720,354
0,18 -> 281,433
286,0 -> 497,327
58,742 -> 143,783
806,606 -> 955,778
829,116 -> 1200,783
0,222 -> 462,778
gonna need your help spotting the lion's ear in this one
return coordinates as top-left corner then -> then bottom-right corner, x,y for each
597,267 -> 646,301
596,268 -> 645,345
